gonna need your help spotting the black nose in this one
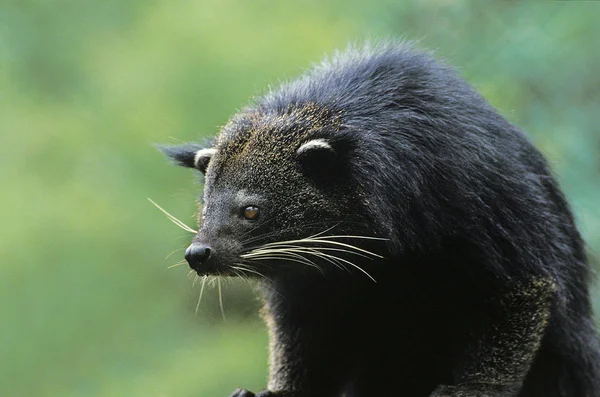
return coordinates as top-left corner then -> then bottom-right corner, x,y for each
185,243 -> 213,270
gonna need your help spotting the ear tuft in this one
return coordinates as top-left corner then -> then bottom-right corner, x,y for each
296,139 -> 334,157
193,148 -> 217,174
159,144 -> 215,174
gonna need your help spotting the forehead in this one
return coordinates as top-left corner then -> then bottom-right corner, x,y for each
222,103 -> 340,154
210,103 -> 342,182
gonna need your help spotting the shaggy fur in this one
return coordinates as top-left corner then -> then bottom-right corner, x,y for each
162,42 -> 600,397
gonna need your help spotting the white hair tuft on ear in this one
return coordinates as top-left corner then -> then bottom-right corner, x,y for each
297,139 -> 333,155
194,148 -> 217,169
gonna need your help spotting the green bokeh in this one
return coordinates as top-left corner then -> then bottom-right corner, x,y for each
1,1 -> 599,396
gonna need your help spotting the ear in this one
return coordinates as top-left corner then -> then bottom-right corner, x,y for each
159,144 -> 216,174
296,138 -> 339,178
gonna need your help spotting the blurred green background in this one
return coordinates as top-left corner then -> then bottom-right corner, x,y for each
1,1 -> 599,396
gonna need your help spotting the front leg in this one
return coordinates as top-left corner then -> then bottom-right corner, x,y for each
432,277 -> 556,397
228,323 -> 345,397
262,318 -> 347,397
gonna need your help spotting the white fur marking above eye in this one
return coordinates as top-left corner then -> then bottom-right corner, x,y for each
297,139 -> 333,155
193,148 -> 216,169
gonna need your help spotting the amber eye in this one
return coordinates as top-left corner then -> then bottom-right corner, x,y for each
242,206 -> 260,220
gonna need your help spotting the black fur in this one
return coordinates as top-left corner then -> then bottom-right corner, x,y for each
158,143 -> 203,168
162,42 -> 600,397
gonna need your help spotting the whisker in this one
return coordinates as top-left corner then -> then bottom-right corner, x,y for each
294,248 -> 376,282
279,247 -> 349,273
240,216 -> 278,240
312,235 -> 389,241
218,279 -> 226,321
245,253 -> 324,273
148,198 -> 198,234
229,264 -> 265,300
242,228 -> 296,246
241,221 -> 344,247
165,247 -> 185,260
231,264 -> 267,279
278,251 -> 322,271
244,246 -> 377,282
250,254 -> 316,269
259,238 -> 384,258
312,251 -> 376,282
305,224 -> 339,239
230,268 -> 251,286
246,245 -> 372,260
195,275 -> 208,315
230,268 -> 243,279
244,250 -> 317,266
167,260 -> 187,269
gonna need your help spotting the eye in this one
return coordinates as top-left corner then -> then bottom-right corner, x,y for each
242,205 -> 260,220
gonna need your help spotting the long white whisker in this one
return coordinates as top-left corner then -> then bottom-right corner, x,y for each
279,251 -> 322,271
254,239 -> 384,258
241,222 -> 340,247
318,252 -> 376,282
286,247 -> 349,272
165,248 -> 185,259
243,246 -> 347,271
276,253 -> 322,271
167,260 -> 187,269
230,268 -> 255,289
148,198 -> 198,234
244,246 -> 377,282
305,224 -> 339,239
231,265 -> 266,279
286,247 -> 376,282
244,251 -> 318,267
218,279 -> 226,321
195,275 -> 208,315
240,216 -> 278,239
245,245 -> 372,260
312,235 -> 389,241
293,247 -> 376,282
246,253 -> 324,273
230,268 -> 244,280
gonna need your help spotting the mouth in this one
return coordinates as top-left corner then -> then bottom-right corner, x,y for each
189,262 -> 220,276
189,261 -> 267,279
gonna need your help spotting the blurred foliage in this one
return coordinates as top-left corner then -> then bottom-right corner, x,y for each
1,1 -> 599,396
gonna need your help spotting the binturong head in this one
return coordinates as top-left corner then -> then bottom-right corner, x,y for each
160,102 -> 388,281
160,42 -> 491,280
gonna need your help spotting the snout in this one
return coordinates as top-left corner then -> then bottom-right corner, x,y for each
185,243 -> 216,272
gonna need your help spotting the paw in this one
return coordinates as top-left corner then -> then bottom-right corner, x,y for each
256,392 -> 278,397
229,389 -> 277,397
229,388 -> 255,397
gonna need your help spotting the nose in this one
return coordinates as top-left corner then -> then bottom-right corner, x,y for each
185,243 -> 214,271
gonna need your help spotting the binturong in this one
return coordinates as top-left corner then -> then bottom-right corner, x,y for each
160,42 -> 600,397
